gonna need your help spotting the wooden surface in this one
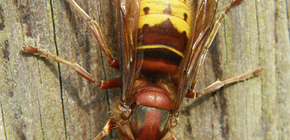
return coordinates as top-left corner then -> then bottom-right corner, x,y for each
0,0 -> 289,140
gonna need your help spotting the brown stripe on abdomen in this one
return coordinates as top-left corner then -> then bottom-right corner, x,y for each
141,47 -> 183,65
138,18 -> 188,65
140,20 -> 188,52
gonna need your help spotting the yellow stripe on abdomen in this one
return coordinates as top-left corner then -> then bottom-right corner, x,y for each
138,45 -> 184,58
139,0 -> 191,37
139,14 -> 190,38
140,0 -> 190,22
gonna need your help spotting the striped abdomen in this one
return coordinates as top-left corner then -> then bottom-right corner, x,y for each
138,0 -> 191,74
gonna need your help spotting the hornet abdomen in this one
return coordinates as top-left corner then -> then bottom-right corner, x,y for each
138,0 -> 191,74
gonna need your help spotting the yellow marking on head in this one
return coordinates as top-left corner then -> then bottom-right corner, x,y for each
137,45 -> 184,57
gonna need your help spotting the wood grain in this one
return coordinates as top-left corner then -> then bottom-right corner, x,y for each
0,0 -> 289,140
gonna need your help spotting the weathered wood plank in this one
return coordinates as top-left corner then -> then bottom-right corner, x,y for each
272,0 -> 290,139
0,0 -> 289,140
1,0 -> 66,139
